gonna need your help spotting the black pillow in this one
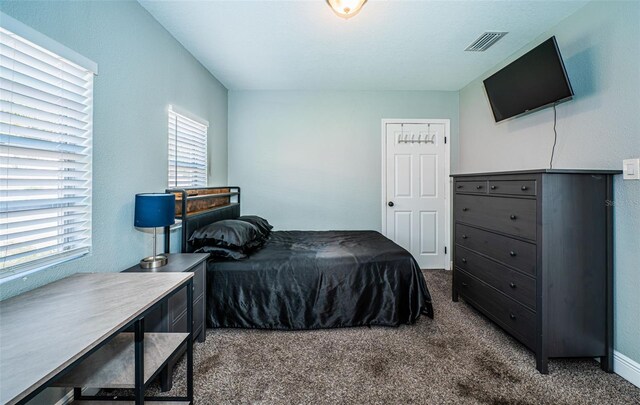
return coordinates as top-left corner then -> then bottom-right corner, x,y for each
194,246 -> 247,260
189,219 -> 260,251
245,236 -> 267,252
237,215 -> 273,238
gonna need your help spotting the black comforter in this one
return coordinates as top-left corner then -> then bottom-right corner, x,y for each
206,230 -> 433,330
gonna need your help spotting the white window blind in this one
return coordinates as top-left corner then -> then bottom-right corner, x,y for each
168,106 -> 208,188
0,23 -> 95,278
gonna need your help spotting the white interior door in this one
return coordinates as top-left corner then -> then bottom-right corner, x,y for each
383,121 -> 449,269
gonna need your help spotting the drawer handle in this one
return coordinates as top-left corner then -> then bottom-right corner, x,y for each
509,282 -> 517,289
462,234 -> 468,239
509,251 -> 517,257
510,214 -> 517,220
510,313 -> 516,320
457,185 -> 463,189
461,282 -> 468,287
462,208 -> 469,212
461,258 -> 467,263
490,185 -> 497,190
521,185 -> 528,191
476,185 -> 483,190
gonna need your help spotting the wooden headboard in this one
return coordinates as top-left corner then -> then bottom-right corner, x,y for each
163,186 -> 241,253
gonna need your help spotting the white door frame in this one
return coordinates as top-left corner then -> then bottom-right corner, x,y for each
381,119 -> 451,270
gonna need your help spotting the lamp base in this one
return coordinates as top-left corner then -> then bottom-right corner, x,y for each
139,255 -> 168,269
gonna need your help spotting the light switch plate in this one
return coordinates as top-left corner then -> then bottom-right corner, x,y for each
623,158 -> 640,180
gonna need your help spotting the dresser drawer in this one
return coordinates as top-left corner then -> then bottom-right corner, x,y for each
169,288 -> 188,325
171,301 -> 188,333
456,194 -> 537,240
170,295 -> 203,333
456,269 -> 536,349
455,224 -> 536,276
168,264 -> 204,325
489,180 -> 536,196
455,180 -> 488,194
192,262 -> 205,300
455,246 -> 536,309
193,295 -> 204,337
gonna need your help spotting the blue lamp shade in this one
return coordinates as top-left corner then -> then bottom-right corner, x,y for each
134,193 -> 176,228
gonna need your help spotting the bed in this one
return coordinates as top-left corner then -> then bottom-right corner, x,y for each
165,187 -> 434,330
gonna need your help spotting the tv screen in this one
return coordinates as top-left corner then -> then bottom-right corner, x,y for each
483,36 -> 574,122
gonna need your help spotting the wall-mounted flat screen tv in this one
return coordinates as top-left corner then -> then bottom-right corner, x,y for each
483,36 -> 574,122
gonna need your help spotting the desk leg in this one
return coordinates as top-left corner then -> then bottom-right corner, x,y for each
134,317 -> 145,405
187,279 -> 194,403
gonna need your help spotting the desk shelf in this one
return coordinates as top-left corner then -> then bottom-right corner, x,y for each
53,333 -> 189,389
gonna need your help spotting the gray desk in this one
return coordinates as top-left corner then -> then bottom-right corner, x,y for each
0,272 -> 192,405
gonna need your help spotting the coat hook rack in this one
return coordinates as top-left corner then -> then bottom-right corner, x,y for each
396,124 -> 436,144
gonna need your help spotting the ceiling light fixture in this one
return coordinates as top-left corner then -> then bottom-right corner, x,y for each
326,0 -> 368,19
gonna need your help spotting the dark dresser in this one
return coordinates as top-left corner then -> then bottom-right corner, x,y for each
451,169 -> 620,374
124,253 -> 209,389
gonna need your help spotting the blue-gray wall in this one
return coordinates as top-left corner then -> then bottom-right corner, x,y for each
228,91 -> 459,231
0,0 -> 228,301
458,1 -> 639,365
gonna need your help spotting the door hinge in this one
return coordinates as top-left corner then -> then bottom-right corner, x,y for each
444,136 -> 447,144
444,246 -> 447,254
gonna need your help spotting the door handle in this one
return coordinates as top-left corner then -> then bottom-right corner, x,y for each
388,201 -> 394,207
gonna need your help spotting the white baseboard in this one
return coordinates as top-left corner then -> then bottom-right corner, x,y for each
614,350 -> 640,389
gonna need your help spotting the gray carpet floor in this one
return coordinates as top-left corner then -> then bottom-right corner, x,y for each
143,270 -> 639,404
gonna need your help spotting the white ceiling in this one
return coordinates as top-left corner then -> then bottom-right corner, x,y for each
139,0 -> 588,91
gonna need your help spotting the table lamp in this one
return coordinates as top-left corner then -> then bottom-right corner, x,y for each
134,193 -> 175,268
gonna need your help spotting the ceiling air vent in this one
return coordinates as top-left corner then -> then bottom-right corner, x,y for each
465,31 -> 508,52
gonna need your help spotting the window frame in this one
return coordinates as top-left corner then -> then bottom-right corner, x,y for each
0,12 -> 97,281
167,105 -> 209,188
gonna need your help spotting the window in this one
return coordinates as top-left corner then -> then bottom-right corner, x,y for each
0,15 -> 97,278
168,106 -> 208,188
